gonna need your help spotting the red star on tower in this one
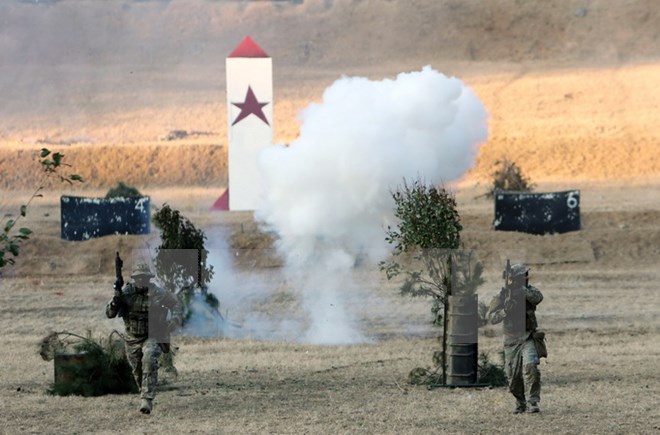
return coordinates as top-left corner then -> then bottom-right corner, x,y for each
232,86 -> 270,126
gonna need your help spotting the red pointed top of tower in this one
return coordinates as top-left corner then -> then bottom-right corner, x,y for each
228,36 -> 269,58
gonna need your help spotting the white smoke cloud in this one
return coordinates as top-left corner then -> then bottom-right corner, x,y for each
255,66 -> 488,345
200,229 -> 307,342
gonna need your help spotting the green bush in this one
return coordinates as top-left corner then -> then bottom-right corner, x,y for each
385,178 -> 462,254
477,351 -> 507,387
487,158 -> 535,197
408,367 -> 441,385
152,204 -> 220,327
41,331 -> 137,397
407,351 -> 507,387
105,182 -> 142,199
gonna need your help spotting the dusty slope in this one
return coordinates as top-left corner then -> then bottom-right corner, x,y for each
3,182 -> 659,281
2,0 -> 659,70
1,0 -> 659,190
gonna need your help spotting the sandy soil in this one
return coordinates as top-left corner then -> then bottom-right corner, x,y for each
1,0 -> 660,433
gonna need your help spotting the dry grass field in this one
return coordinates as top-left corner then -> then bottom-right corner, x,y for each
2,185 -> 660,434
2,0 -> 660,433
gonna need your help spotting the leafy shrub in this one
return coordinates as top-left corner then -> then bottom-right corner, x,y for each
384,178 -> 462,254
105,182 -> 142,199
152,204 -> 220,327
477,299 -> 490,327
487,158 -> 535,197
380,179 -> 463,319
477,351 -> 507,386
408,352 -> 507,387
408,367 -> 441,385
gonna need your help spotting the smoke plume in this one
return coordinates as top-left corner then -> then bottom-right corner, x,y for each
255,66 -> 488,344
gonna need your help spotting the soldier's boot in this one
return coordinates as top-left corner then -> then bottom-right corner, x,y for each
140,398 -> 153,414
527,402 -> 540,413
513,401 -> 527,414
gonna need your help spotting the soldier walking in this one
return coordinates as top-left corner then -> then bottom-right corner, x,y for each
488,262 -> 545,414
106,262 -> 182,414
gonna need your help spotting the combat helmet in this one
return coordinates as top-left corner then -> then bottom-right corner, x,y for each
510,263 -> 529,278
131,263 -> 155,278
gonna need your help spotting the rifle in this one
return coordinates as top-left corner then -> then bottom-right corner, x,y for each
502,259 -> 526,315
501,258 -> 511,290
114,252 -> 126,318
502,259 -> 514,312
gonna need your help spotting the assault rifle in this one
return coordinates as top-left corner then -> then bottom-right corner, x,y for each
502,259 -> 516,313
502,259 -> 527,316
502,259 -> 511,287
501,257 -> 511,293
113,252 -> 126,318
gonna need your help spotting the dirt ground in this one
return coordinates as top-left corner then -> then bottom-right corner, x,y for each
1,0 -> 660,433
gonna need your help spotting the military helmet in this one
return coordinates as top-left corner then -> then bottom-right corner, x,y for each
131,263 -> 155,278
510,263 -> 529,278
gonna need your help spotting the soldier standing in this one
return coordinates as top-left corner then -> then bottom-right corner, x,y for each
106,263 -> 182,414
488,262 -> 544,414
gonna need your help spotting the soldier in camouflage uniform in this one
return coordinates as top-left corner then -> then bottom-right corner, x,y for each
106,263 -> 182,414
488,263 -> 544,414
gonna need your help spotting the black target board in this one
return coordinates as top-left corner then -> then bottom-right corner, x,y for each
493,190 -> 580,235
61,195 -> 150,241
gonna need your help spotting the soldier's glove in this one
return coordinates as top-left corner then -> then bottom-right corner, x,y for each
504,299 -> 516,313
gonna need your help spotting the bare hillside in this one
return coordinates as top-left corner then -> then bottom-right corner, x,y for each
2,0 -> 659,69
1,0 -> 659,189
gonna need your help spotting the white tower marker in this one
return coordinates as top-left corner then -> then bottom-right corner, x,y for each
218,36 -> 273,211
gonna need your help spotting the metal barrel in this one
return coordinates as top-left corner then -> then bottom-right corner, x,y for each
447,294 -> 479,385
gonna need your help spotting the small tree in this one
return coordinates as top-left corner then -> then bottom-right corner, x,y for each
380,178 -> 484,384
1,148 -> 83,270
487,158 -> 535,198
380,178 -> 463,322
152,204 -> 219,326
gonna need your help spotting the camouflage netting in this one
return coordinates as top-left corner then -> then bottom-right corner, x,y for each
40,331 -> 138,397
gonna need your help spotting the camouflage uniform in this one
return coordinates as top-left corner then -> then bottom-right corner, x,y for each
488,263 -> 544,414
106,264 -> 181,414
